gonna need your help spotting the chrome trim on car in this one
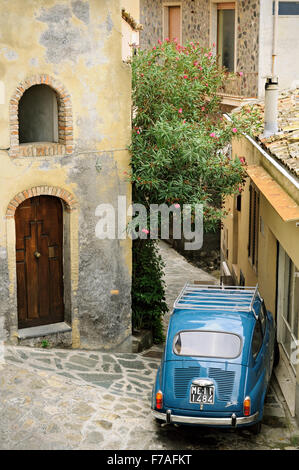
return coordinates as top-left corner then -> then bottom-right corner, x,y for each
152,409 -> 259,426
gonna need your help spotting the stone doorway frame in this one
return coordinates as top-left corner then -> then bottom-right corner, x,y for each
5,186 -> 80,347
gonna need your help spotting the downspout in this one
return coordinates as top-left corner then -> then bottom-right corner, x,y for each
272,0 -> 279,79
263,0 -> 279,138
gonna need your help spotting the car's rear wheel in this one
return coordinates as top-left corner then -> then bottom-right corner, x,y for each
250,421 -> 262,435
274,339 -> 280,368
154,418 -> 164,425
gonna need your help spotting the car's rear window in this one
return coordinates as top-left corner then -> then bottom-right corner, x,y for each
173,330 -> 242,358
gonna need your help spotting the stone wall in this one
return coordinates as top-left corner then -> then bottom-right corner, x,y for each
140,0 -> 259,97
236,0 -> 260,98
140,0 -> 210,48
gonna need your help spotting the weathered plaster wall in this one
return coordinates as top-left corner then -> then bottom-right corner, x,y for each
222,134 -> 299,308
0,0 -> 132,351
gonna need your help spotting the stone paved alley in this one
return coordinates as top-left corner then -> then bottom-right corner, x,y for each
1,242 -> 299,450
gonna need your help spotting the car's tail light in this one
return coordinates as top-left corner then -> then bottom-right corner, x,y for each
156,391 -> 163,410
243,396 -> 251,416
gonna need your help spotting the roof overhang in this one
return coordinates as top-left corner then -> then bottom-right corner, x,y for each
246,165 -> 299,222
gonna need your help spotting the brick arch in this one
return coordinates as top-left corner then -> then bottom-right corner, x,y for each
9,74 -> 73,157
6,186 -> 78,219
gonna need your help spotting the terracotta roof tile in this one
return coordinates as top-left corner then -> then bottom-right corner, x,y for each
233,88 -> 299,178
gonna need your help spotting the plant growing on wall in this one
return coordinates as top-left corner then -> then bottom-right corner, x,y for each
130,39 -> 262,341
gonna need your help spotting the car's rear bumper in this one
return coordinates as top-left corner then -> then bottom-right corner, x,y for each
152,409 -> 259,427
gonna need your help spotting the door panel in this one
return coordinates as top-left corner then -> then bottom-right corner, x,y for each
15,196 -> 64,328
168,6 -> 181,42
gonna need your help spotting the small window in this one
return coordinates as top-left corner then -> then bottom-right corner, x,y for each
251,319 -> 263,359
259,302 -> 267,336
18,84 -> 58,144
217,3 -> 235,72
248,183 -> 260,270
173,330 -> 242,358
272,1 -> 299,15
236,194 -> 242,212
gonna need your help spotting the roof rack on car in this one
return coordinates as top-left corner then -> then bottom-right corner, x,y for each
173,283 -> 259,318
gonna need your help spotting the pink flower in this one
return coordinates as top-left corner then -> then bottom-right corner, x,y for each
199,66 -> 203,71
210,132 -> 216,138
136,130 -> 140,134
201,106 -> 205,111
158,39 -> 162,45
239,71 -> 243,76
173,37 -> 178,43
204,53 -> 208,57
239,157 -> 245,164
165,37 -> 170,42
183,120 -> 186,124
183,74 -> 188,79
142,228 -> 149,234
174,203 -> 180,209
212,42 -> 216,48
193,61 -> 198,66
153,46 -> 156,50
178,108 -> 183,114
232,128 -> 237,133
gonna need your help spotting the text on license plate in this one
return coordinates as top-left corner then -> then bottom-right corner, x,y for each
190,385 -> 215,404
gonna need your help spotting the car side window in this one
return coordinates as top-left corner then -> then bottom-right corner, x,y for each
259,303 -> 267,336
252,318 -> 263,360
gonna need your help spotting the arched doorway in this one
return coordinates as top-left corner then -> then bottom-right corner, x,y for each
15,195 -> 64,328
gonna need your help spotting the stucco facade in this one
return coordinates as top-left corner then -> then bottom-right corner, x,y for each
221,92 -> 299,421
0,0 -> 132,351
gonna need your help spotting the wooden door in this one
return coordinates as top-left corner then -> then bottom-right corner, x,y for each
168,6 -> 181,42
15,196 -> 64,328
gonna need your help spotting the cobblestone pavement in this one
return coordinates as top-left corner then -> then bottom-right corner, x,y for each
158,241 -> 217,333
1,241 -> 299,450
1,347 -> 298,450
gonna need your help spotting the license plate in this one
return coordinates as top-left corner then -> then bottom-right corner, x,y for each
190,384 -> 215,404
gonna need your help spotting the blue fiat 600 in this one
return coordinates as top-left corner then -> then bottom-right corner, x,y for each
152,284 -> 278,434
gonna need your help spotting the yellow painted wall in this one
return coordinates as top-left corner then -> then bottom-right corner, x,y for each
222,135 -> 299,315
0,0 -> 133,350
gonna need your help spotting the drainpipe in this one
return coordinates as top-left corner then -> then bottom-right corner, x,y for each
263,1 -> 279,138
272,0 -> 279,78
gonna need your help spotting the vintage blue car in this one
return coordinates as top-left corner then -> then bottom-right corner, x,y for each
151,284 -> 278,434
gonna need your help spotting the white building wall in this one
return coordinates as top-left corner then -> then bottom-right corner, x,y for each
259,0 -> 299,97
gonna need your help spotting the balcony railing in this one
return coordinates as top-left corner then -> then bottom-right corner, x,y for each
218,72 -> 259,99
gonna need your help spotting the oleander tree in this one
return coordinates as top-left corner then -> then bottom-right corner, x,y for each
129,39 -> 262,341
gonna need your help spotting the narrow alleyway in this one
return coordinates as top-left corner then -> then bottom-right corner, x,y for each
157,241 -> 217,333
0,242 -> 298,450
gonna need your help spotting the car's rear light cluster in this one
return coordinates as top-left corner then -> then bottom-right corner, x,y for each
156,391 -> 163,410
243,396 -> 251,416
